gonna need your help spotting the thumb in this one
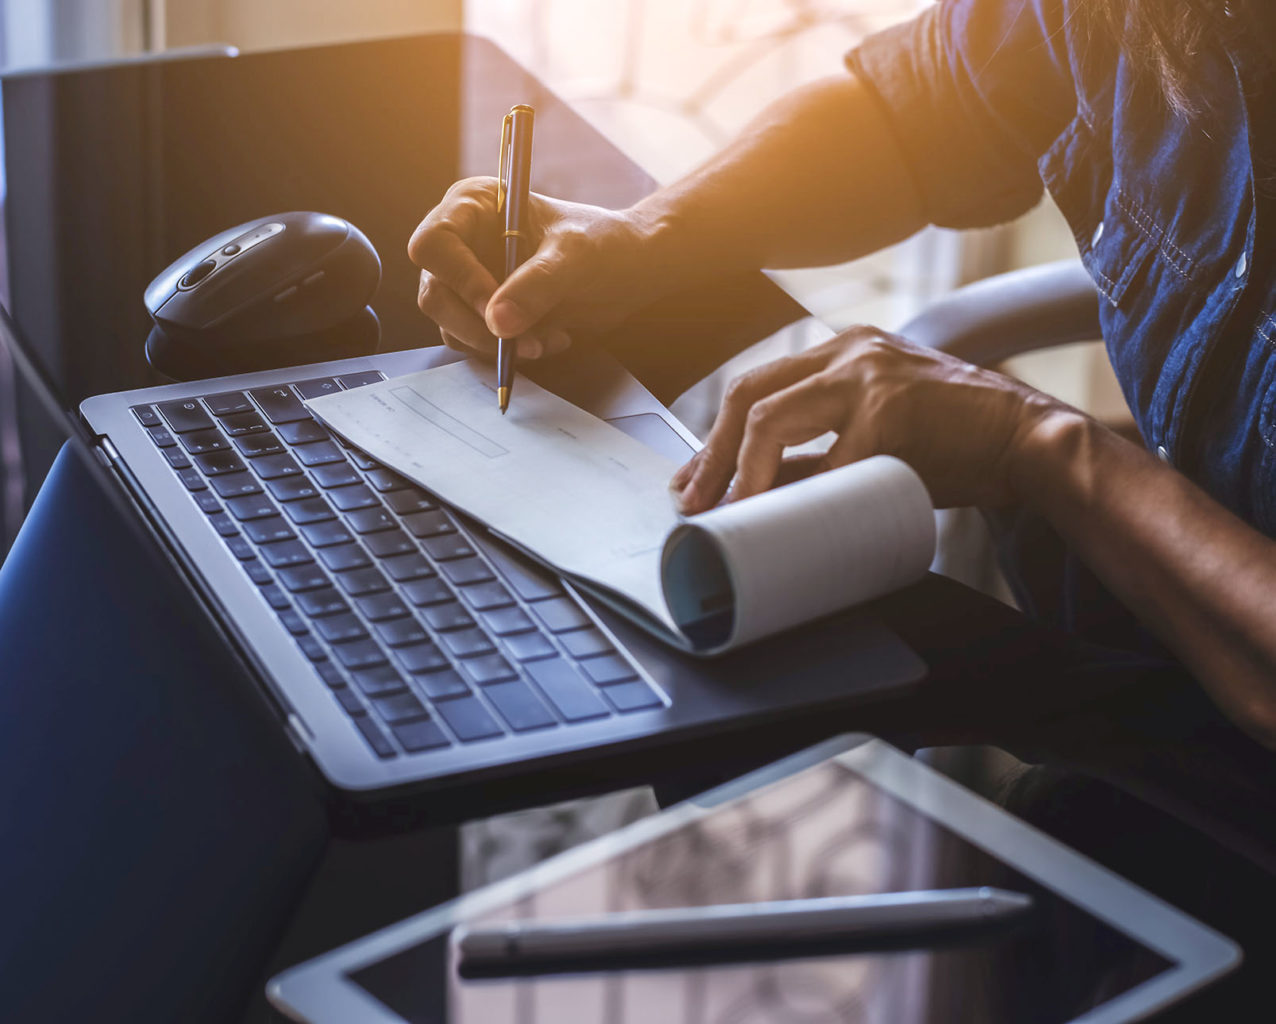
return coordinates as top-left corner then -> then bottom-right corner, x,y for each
485,245 -> 580,338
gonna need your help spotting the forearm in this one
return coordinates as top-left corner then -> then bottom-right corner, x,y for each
1012,409 -> 1276,748
635,72 -> 926,282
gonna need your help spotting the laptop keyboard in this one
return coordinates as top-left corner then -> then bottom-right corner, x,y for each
130,371 -> 665,760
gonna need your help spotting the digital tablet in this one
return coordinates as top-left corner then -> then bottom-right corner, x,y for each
269,735 -> 1240,1022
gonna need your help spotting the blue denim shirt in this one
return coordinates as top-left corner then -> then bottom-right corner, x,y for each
848,0 -> 1276,537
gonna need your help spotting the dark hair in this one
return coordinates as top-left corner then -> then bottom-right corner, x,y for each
1083,0 -> 1245,115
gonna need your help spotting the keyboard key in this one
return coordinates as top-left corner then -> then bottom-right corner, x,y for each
421,534 -> 474,561
195,450 -> 248,476
204,391 -> 253,416
219,411 -> 268,436
402,509 -> 453,537
297,635 -> 327,662
460,653 -> 517,686
233,433 -> 285,458
333,687 -> 366,716
372,691 -> 429,725
209,472 -> 263,499
366,529 -> 417,559
244,559 -> 272,585
385,489 -> 436,514
440,627 -> 495,659
194,491 -> 222,514
226,493 -> 279,521
434,695 -> 503,742
402,577 -> 453,606
279,609 -> 308,636
337,370 -> 385,388
314,613 -> 369,644
392,718 -> 450,752
459,581 -> 514,611
440,557 -> 495,586
147,426 -> 177,448
157,398 -> 214,433
264,475 -> 319,502
350,663 -> 405,696
353,716 -> 395,758
296,441 -> 345,467
347,506 -> 396,534
279,419 -> 330,445
296,587 -> 349,618
131,404 -> 161,427
560,628 -> 615,660
366,467 -> 408,493
602,680 -> 664,713
530,596 -> 592,634
251,452 -> 303,479
485,680 -> 557,731
525,657 -> 610,722
177,467 -> 206,491
261,583 -> 291,610
300,519 -> 353,548
356,591 -> 410,622
428,674 -> 480,707
259,540 -> 312,569
283,496 -> 335,525
227,536 -> 255,560
293,376 -> 341,400
349,448 -> 380,471
319,543 -> 371,572
421,601 -> 475,632
163,448 -> 192,470
481,606 -> 536,636
329,484 -> 378,511
250,385 -> 310,423
483,545 -> 562,601
316,660 -> 346,688
503,631 -> 558,662
374,617 -> 429,648
382,553 -> 435,583
180,428 -> 231,455
395,643 -> 452,676
277,564 -> 330,593
335,566 -> 390,597
311,461 -> 361,488
243,516 -> 296,544
208,512 -> 239,537
334,639 -> 389,671
581,654 -> 639,686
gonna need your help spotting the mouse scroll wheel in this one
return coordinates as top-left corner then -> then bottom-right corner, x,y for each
180,259 -> 217,288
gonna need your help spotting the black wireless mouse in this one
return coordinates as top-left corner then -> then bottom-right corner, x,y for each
144,211 -> 382,380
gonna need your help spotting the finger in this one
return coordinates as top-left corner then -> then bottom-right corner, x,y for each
675,348 -> 835,514
412,228 -> 501,316
485,242 -> 583,339
418,272 -> 498,354
408,182 -> 502,313
729,377 -> 847,504
773,452 -> 830,489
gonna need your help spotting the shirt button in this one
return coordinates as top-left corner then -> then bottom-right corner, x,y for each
1235,252 -> 1247,279
1091,221 -> 1105,247
1156,445 -> 1171,464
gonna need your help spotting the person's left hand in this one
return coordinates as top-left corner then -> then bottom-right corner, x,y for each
669,325 -> 1067,513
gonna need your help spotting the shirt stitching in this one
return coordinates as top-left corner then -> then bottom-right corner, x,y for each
1115,189 -> 1196,281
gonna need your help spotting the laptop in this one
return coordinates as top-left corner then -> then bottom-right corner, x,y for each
269,734 -> 1241,1022
4,300 -> 924,803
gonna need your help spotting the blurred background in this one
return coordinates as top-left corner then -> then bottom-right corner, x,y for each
0,0 -> 1123,890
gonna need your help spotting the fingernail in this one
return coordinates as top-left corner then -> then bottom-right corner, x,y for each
516,336 -> 542,359
487,300 -> 523,337
674,484 -> 696,515
670,461 -> 694,489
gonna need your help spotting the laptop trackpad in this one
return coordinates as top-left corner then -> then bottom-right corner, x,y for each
606,413 -> 695,463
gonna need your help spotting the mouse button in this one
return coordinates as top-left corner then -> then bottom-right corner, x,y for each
178,259 -> 218,289
225,220 -> 286,258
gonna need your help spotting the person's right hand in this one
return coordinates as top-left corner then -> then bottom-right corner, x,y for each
408,177 -> 673,360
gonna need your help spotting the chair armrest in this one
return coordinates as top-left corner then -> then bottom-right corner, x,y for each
898,259 -> 1100,367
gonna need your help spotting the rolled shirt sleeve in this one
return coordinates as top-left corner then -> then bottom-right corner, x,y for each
846,0 -> 1078,229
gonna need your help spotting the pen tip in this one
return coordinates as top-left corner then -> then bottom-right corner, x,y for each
498,386 -> 510,414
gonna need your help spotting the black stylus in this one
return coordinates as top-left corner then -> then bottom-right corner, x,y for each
453,888 -> 1034,977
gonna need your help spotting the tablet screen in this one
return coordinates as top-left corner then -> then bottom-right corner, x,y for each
348,758 -> 1172,1023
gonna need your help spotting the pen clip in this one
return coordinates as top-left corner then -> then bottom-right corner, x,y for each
496,111 -> 513,214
